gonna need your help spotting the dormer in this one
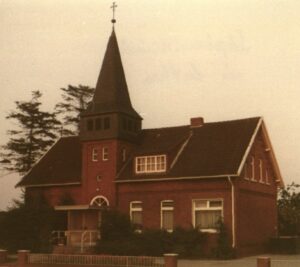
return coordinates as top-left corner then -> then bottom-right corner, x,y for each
135,154 -> 167,174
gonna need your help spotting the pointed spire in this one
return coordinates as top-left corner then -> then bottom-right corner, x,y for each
85,30 -> 141,119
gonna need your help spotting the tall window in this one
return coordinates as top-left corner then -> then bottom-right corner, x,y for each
102,147 -> 109,161
122,148 -> 126,162
250,156 -> 256,181
193,199 -> 223,232
130,201 -> 143,231
161,200 -> 174,232
92,148 -> 98,162
135,155 -> 166,174
259,159 -> 264,183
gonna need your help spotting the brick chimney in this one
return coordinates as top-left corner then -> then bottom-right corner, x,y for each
190,117 -> 204,128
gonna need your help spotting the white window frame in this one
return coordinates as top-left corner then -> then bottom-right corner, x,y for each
102,147 -> 109,161
160,200 -> 174,232
92,148 -> 98,162
135,155 -> 166,174
192,199 -> 223,233
130,201 -> 143,232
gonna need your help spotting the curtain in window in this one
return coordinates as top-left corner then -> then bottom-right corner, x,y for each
162,210 -> 173,230
195,210 -> 221,229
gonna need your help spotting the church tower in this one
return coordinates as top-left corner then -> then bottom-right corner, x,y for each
79,21 -> 142,207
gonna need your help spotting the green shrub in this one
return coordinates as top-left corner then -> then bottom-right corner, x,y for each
211,220 -> 235,259
96,210 -> 206,258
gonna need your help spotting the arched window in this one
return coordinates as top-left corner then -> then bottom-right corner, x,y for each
90,196 -> 109,207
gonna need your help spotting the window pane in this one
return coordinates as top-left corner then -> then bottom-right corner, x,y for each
131,202 -> 142,209
194,200 -> 207,208
132,211 -> 142,225
162,210 -> 173,231
195,210 -> 222,229
209,200 -> 222,208
162,201 -> 174,208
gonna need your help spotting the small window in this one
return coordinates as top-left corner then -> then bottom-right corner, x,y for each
87,119 -> 94,131
134,122 -> 139,132
193,199 -> 223,232
250,156 -> 256,182
130,201 -> 142,231
92,148 -> 98,162
266,169 -> 271,185
102,147 -> 109,161
122,148 -> 126,162
259,159 -> 264,183
122,118 -> 127,131
161,200 -> 174,232
104,117 -> 110,129
244,163 -> 249,180
95,118 -> 102,130
135,155 -> 166,174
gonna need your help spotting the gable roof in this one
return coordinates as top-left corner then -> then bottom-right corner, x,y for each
16,136 -> 82,188
82,29 -> 141,119
17,116 -> 282,188
117,117 -> 262,181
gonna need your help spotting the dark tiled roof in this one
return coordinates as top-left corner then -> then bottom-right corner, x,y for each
82,30 -> 141,119
117,117 -> 261,181
17,117 -> 261,187
17,136 -> 82,187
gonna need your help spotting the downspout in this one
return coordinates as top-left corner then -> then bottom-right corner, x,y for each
227,176 -> 236,248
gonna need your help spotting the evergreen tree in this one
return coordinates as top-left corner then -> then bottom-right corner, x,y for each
0,90 -> 59,174
55,85 -> 94,135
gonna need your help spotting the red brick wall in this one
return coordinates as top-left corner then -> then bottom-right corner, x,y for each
117,179 -> 233,235
236,129 -> 278,255
81,140 -> 135,206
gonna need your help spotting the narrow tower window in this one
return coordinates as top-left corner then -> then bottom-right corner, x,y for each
102,147 -> 109,161
92,148 -> 98,162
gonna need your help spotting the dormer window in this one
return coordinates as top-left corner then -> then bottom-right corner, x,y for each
104,117 -> 110,129
135,155 -> 166,174
87,119 -> 94,131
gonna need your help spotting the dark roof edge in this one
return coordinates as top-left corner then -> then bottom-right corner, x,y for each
17,182 -> 81,188
115,174 -> 239,183
236,117 -> 263,175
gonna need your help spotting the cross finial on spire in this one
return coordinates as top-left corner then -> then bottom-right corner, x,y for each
111,2 -> 117,26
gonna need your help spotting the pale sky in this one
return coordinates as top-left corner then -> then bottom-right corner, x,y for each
1,0 -> 300,210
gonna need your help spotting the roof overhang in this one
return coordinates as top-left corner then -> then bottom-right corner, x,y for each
115,174 -> 238,183
17,182 -> 81,188
54,205 -> 103,211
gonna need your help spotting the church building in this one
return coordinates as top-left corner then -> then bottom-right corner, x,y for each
17,19 -> 284,256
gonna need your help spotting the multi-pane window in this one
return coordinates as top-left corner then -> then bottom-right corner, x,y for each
102,147 -> 109,161
193,199 -> 223,232
130,201 -> 143,231
161,200 -> 174,232
92,148 -> 98,162
135,155 -> 166,173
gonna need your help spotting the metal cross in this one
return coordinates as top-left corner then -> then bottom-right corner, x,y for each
111,2 -> 117,24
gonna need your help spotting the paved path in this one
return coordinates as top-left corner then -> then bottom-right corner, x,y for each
179,254 -> 300,267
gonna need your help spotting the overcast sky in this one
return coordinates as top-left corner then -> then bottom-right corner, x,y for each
1,0 -> 300,210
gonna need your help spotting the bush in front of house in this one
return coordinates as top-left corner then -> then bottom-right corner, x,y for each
96,209 -> 207,258
211,220 -> 236,259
